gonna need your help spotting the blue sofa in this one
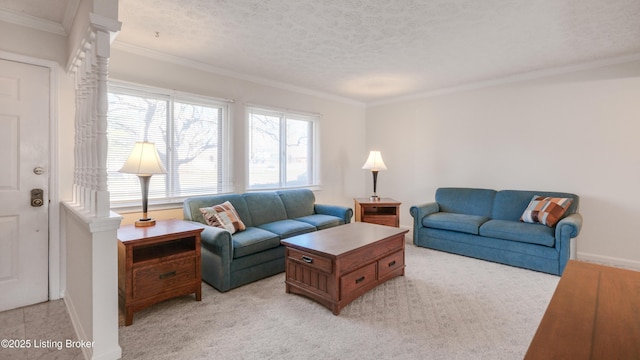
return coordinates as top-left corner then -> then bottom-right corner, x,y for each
410,188 -> 583,275
183,189 -> 353,292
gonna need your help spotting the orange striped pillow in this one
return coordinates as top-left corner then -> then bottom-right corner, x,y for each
200,201 -> 246,234
521,196 -> 573,227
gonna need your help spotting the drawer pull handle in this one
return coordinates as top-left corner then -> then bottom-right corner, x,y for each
159,271 -> 177,279
388,260 -> 396,267
301,256 -> 313,264
355,276 -> 365,284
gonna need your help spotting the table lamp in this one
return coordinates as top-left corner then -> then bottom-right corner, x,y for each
119,141 -> 167,227
361,150 -> 387,200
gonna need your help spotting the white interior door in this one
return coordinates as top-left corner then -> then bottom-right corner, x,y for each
0,58 -> 49,312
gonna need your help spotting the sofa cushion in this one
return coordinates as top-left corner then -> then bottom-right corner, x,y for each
521,196 -> 573,227
242,192 -> 288,226
421,227 -> 559,259
184,194 -> 252,226
423,212 -> 489,235
200,201 -> 247,234
479,219 -> 555,247
277,189 -> 316,219
232,227 -> 281,258
257,219 -> 316,239
295,214 -> 343,230
435,188 -> 496,217
492,190 -> 579,221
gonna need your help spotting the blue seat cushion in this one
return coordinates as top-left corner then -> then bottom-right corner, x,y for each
232,227 -> 280,258
257,219 -> 316,239
479,219 -> 555,247
295,214 -> 342,230
423,212 -> 489,235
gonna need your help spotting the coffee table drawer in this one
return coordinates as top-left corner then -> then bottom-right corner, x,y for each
288,248 -> 332,273
378,250 -> 404,278
340,262 -> 376,296
340,234 -> 404,274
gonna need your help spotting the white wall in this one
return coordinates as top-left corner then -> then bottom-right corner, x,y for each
108,48 -> 368,209
0,21 -> 67,65
366,60 -> 640,269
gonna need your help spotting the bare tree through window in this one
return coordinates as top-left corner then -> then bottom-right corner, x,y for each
107,87 -> 227,203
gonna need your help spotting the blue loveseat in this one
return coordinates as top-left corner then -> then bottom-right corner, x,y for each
410,188 -> 583,275
183,189 -> 352,291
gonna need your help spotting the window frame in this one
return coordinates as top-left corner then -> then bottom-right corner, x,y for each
246,105 -> 320,191
107,81 -> 232,208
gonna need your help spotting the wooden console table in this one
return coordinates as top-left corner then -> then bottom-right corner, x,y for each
525,260 -> 640,359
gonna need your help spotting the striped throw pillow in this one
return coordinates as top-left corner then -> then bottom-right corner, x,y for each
200,201 -> 246,234
520,196 -> 573,227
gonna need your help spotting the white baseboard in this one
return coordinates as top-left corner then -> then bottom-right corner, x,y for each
576,252 -> 640,271
64,291 -> 93,360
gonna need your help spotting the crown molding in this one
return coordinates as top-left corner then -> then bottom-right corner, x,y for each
369,52 -> 640,107
111,42 -> 640,109
0,8 -> 66,36
111,41 -> 366,108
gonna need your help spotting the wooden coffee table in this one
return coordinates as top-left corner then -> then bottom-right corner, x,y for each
281,222 -> 409,315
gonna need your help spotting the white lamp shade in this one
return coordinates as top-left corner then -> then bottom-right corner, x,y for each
361,151 -> 387,171
119,141 -> 167,176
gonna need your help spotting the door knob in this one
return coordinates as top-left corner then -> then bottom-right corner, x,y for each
31,189 -> 44,207
33,167 -> 45,175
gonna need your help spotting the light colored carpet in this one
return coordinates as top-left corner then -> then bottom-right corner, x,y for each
119,236 -> 559,360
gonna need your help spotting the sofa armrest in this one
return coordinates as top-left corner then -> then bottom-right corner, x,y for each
555,213 -> 583,274
556,213 -> 583,240
197,223 -> 234,262
410,202 -> 440,224
314,204 -> 353,224
410,202 -> 439,246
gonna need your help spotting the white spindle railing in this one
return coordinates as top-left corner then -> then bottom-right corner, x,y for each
69,18 -> 115,218
62,12 -> 123,360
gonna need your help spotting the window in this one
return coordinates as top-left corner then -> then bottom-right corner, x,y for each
247,106 -> 319,190
107,82 -> 230,206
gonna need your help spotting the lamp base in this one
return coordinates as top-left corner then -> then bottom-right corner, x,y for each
135,218 -> 156,227
369,195 -> 380,201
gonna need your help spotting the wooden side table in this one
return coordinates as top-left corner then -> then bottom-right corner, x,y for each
117,219 -> 204,326
354,198 -> 401,227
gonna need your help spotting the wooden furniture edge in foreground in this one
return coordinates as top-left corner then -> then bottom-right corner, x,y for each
524,260 -> 640,359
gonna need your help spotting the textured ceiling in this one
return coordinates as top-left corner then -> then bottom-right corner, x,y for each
115,0 -> 640,103
2,0 -> 640,103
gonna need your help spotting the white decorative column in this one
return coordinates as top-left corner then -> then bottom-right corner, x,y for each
63,11 -> 124,360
